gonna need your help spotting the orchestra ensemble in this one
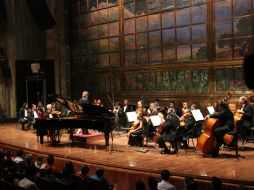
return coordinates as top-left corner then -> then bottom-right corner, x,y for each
18,90 -> 254,158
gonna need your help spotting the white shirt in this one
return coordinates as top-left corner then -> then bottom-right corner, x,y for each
33,110 -> 38,119
13,156 -> 23,163
123,105 -> 127,112
157,180 -> 176,190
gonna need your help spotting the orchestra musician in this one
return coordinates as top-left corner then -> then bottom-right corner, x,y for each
157,108 -> 180,154
113,101 -> 124,129
181,102 -> 189,115
180,104 -> 197,148
128,110 -> 148,146
205,100 -> 234,157
168,101 -> 181,117
19,102 -> 29,130
236,96 -> 253,143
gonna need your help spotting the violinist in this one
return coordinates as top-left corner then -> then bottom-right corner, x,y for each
157,108 -> 180,154
113,101 -> 124,129
205,100 -> 234,157
236,96 -> 253,143
168,101 -> 181,117
181,102 -> 189,115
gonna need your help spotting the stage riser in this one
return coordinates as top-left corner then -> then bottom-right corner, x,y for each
1,144 -> 253,190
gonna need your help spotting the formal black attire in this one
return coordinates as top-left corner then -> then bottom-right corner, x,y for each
122,105 -> 134,128
19,106 -> 28,130
209,105 -> 234,155
128,117 -> 148,146
78,97 -> 89,134
236,103 -> 253,140
157,114 -> 180,153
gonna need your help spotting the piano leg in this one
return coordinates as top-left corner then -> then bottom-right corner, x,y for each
104,132 -> 110,146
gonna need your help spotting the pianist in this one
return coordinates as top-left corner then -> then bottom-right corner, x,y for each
78,90 -> 90,134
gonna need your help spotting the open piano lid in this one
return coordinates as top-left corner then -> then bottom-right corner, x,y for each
50,95 -> 114,117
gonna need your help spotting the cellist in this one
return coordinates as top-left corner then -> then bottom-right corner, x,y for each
205,100 -> 234,157
236,96 -> 253,143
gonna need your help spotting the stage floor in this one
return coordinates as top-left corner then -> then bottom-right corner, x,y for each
1,123 -> 254,185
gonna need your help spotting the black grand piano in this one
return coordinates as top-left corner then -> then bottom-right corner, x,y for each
34,95 -> 115,146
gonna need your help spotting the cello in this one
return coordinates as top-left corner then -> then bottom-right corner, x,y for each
197,93 -> 231,155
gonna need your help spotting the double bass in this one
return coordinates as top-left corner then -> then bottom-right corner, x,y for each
197,93 -> 231,155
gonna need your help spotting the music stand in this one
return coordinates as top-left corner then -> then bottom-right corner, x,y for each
207,106 -> 215,115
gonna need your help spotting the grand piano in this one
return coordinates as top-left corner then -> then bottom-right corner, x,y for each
34,95 -> 115,146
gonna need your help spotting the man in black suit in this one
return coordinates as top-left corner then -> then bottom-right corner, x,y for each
122,99 -> 134,128
236,96 -> 253,143
206,100 -> 234,157
78,90 -> 89,134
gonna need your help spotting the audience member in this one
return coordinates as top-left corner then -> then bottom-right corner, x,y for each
91,167 -> 113,190
136,179 -> 146,190
184,177 -> 197,190
212,176 -> 223,190
44,154 -> 58,172
148,176 -> 158,190
79,164 -> 90,179
18,166 -> 39,190
157,169 -> 176,190
13,149 -> 24,164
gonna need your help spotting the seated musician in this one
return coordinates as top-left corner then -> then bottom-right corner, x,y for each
19,102 -> 29,130
205,100 -> 234,157
181,104 -> 197,148
128,110 -> 148,146
181,102 -> 189,115
236,96 -> 253,143
113,101 -> 125,129
157,108 -> 180,154
168,101 -> 181,117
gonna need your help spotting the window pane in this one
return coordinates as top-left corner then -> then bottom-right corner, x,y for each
192,5 -> 206,24
147,0 -> 161,14
149,48 -> 162,63
124,2 -> 135,19
163,47 -> 176,63
136,16 -> 148,33
100,53 -> 109,67
109,37 -> 119,51
125,35 -> 136,50
99,24 -> 108,38
192,43 -> 208,61
233,0 -> 252,16
136,49 -> 148,64
125,50 -> 136,65
234,17 -> 254,37
176,8 -> 190,26
109,6 -> 119,22
176,26 -> 190,44
99,39 -> 108,53
216,39 -> 233,60
109,22 -> 119,36
215,20 -> 232,40
148,14 -> 161,30
177,45 -> 191,62
192,24 -> 207,43
162,29 -> 175,45
110,53 -> 120,66
162,0 -> 174,11
162,11 -> 175,28
124,19 -> 135,34
215,1 -> 232,21
149,30 -> 161,48
99,9 -> 108,24
136,33 -> 148,49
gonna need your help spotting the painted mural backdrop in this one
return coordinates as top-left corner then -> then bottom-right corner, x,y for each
70,0 -> 253,95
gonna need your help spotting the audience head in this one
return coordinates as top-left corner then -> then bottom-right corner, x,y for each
17,149 -> 24,158
184,176 -> 197,190
96,167 -> 104,178
81,164 -> 90,176
47,154 -> 55,165
63,160 -> 75,175
161,169 -> 170,181
135,179 -> 146,190
24,154 -> 33,166
148,176 -> 157,190
212,176 -> 222,190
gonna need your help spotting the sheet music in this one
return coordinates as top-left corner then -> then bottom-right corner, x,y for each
207,106 -> 215,114
150,115 -> 161,126
126,111 -> 137,122
191,109 -> 204,121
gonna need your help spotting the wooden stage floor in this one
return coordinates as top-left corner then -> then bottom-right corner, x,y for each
1,124 -> 254,188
